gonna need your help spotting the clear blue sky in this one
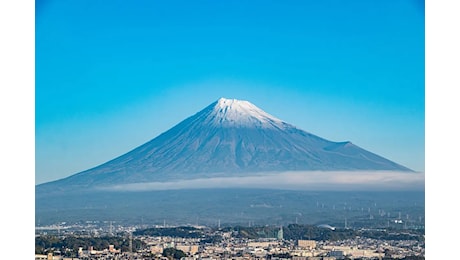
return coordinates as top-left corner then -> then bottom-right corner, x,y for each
35,0 -> 425,184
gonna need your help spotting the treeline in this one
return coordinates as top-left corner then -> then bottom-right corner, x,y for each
225,224 -> 424,241
360,229 -> 425,242
134,226 -> 205,238
284,224 -> 357,241
133,224 -> 423,242
35,235 -> 145,255
225,224 -> 356,241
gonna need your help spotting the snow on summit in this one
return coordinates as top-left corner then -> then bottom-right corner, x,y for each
206,97 -> 285,128
36,97 -> 414,190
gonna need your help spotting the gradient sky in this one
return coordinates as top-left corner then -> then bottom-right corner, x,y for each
35,0 -> 425,185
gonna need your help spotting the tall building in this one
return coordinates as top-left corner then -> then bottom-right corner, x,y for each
277,226 -> 283,240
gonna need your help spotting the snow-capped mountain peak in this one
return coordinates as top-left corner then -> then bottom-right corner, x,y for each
207,97 -> 284,128
36,97 -> 413,189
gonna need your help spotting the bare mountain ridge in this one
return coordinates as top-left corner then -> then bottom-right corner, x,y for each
37,97 -> 412,190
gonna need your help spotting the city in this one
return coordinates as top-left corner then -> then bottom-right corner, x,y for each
35,220 -> 424,260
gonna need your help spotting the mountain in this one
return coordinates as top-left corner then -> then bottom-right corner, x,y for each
37,97 -> 412,191
35,98 -> 420,226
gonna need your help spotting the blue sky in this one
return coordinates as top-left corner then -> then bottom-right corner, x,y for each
35,0 -> 425,184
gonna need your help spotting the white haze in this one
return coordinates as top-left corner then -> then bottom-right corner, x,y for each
99,171 -> 425,192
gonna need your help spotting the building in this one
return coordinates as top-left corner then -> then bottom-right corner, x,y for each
35,253 -> 60,260
176,244 -> 200,255
248,241 -> 277,248
277,226 -> 284,240
108,244 -> 121,253
150,245 -> 164,254
329,250 -> 344,258
298,240 -> 317,250
34,254 -> 49,260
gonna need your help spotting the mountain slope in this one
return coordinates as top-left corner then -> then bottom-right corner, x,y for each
37,97 -> 412,190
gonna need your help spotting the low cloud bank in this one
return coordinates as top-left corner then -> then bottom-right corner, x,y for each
99,171 -> 425,192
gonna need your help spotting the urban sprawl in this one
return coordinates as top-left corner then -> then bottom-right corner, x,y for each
35,221 -> 424,260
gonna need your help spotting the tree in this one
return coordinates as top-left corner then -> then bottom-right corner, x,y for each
162,247 -> 186,260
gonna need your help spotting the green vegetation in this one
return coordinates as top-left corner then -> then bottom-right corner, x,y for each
226,224 -> 357,241
360,228 -> 425,242
162,247 -> 186,259
35,235 -> 145,255
225,224 -> 424,242
134,226 -> 205,238
201,234 -> 223,244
